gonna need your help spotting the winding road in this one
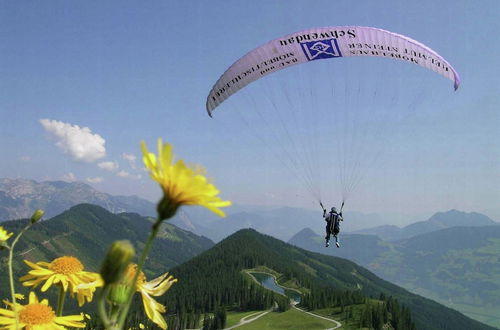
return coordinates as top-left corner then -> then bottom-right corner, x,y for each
225,309 -> 274,329
292,305 -> 342,330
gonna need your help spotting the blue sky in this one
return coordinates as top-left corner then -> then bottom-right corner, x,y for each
1,0 -> 499,220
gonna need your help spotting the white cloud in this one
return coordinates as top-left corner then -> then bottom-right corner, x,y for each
98,161 -> 119,172
20,156 -> 31,162
117,170 -> 141,180
122,153 -> 137,169
86,177 -> 103,183
61,172 -> 76,182
39,119 -> 106,163
117,170 -> 131,178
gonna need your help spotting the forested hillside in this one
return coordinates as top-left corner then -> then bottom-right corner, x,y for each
0,204 -> 213,300
162,229 -> 494,330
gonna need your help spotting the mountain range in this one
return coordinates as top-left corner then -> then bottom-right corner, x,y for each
0,177 -> 397,238
172,206 -> 413,242
6,177 -> 495,243
1,178 -> 499,327
0,178 -> 157,220
353,209 -> 497,241
163,228 -> 494,330
289,221 -> 500,328
1,202 -> 496,329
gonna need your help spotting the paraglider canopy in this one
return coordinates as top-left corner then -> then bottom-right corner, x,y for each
206,26 -> 460,115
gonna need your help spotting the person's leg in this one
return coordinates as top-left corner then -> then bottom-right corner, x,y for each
325,222 -> 330,247
334,222 -> 340,248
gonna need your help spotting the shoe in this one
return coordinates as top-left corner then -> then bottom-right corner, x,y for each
336,242 -> 340,248
325,241 -> 329,247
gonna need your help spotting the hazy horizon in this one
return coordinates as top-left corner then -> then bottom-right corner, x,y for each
1,176 -> 499,227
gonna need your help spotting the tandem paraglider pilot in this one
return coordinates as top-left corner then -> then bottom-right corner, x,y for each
321,203 -> 343,248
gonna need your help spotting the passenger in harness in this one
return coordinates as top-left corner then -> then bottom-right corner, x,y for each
322,205 -> 343,248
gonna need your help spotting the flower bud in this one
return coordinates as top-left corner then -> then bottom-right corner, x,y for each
100,240 -> 135,285
106,283 -> 132,305
30,209 -> 44,223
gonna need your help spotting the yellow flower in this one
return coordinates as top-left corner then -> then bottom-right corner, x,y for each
20,256 -> 103,306
124,264 -> 177,330
141,139 -> 231,219
0,291 -> 85,329
0,226 -> 13,245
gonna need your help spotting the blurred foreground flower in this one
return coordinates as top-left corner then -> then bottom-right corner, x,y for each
30,209 -> 44,224
21,256 -> 102,306
124,264 -> 177,330
141,139 -> 231,219
0,226 -> 13,247
0,292 -> 85,329
100,240 -> 135,285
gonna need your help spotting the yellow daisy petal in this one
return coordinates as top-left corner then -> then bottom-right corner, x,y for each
141,139 -> 231,219
123,264 -> 176,330
140,292 -> 167,330
0,226 -> 13,244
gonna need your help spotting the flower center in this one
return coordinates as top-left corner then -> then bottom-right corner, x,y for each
19,304 -> 55,325
49,256 -> 84,274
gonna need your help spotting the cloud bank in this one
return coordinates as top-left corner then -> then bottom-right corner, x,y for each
39,119 -> 106,162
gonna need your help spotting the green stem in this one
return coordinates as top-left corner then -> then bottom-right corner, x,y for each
56,284 -> 66,316
109,303 -> 121,324
116,220 -> 161,329
8,222 -> 35,330
98,286 -> 114,329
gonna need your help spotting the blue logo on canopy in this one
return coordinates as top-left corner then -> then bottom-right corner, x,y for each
300,38 -> 342,61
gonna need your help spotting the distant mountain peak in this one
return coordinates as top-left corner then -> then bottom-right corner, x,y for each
428,209 -> 495,226
0,177 -> 155,220
290,227 -> 318,239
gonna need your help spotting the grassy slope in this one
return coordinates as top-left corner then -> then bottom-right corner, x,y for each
237,307 -> 337,330
226,310 -> 264,327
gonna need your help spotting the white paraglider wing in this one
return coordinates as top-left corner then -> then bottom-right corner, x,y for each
206,26 -> 460,115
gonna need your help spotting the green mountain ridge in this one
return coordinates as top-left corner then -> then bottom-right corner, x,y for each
0,203 -> 214,300
163,228 -> 494,330
289,226 -> 500,328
